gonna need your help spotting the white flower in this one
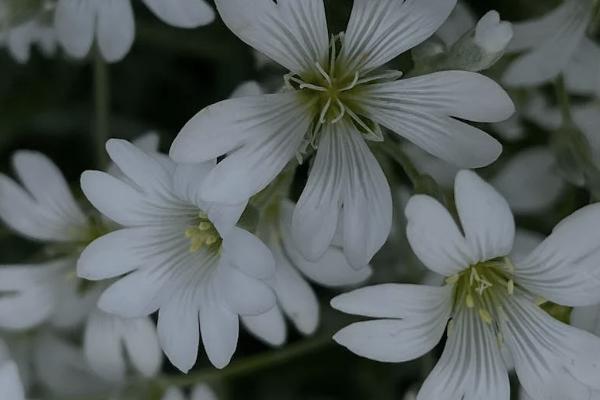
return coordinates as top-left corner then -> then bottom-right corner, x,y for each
504,0 -> 598,87
162,384 -> 218,400
78,139 -> 276,371
54,0 -> 215,62
243,199 -> 371,346
332,170 -> 600,400
170,0 -> 514,269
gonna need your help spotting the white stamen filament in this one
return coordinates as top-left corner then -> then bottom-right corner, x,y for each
315,62 -> 332,86
319,98 -> 332,124
331,98 -> 347,124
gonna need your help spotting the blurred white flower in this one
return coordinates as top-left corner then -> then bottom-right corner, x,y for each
54,0 -> 215,62
404,143 -> 564,215
162,384 -> 218,400
78,139 -> 276,371
433,3 -> 513,72
171,0 -> 514,270
33,332 -> 111,398
84,304 -> 162,382
0,339 -> 25,400
504,0 -> 598,87
332,170 -> 600,400
0,134 -> 164,383
243,200 -> 372,346
1,18 -> 56,63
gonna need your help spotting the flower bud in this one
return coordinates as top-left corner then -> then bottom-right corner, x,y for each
474,11 -> 514,54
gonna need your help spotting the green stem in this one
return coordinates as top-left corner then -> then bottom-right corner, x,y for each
158,335 -> 332,388
93,49 -> 110,169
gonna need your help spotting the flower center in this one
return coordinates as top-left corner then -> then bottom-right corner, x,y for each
447,257 -> 515,325
184,211 -> 222,253
284,35 -> 403,157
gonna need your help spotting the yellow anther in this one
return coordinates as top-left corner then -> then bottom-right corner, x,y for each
205,235 -> 218,246
479,309 -> 493,325
466,294 -> 475,308
184,227 -> 196,238
507,279 -> 514,295
198,221 -> 212,231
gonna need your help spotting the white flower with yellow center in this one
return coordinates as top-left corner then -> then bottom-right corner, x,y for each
54,0 -> 215,62
78,139 -> 276,371
332,170 -> 600,400
170,0 -> 514,269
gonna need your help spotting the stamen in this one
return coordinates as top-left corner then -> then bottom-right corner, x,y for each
355,70 -> 404,86
299,83 -> 327,92
507,279 -> 514,295
340,71 -> 360,91
329,34 -> 337,78
331,98 -> 346,124
315,62 -> 332,86
446,274 -> 460,285
466,294 -> 475,308
319,98 -> 332,124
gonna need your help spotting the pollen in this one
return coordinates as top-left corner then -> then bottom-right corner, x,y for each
185,212 -> 221,253
450,257 -> 516,325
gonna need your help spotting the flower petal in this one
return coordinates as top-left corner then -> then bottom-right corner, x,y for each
435,2 -> 476,46
157,292 -> 200,373
573,104 -> 600,163
565,38 -> 600,97
170,93 -> 312,204
81,171 -> 185,226
106,139 -> 174,196
515,204 -> 600,306
417,307 -> 510,400
121,316 -> 162,378
359,73 -> 510,168
500,294 -> 600,399
162,388 -> 185,400
455,170 -> 515,262
331,284 -> 452,319
222,227 -> 275,280
292,123 -> 345,262
191,384 -> 218,400
54,0 -> 95,59
341,126 -> 393,269
280,200 -> 372,286
0,361 -> 25,400
213,0 -> 328,74
333,285 -> 452,363
272,245 -> 319,335
340,0 -> 456,73
13,151 -> 87,230
217,263 -> 276,316
98,265 -> 170,318
83,310 -> 127,382
405,194 -> 474,276
142,0 -> 215,28
96,0 -> 135,62
199,298 -> 239,369
571,305 -> 600,337
503,0 -> 591,86
492,148 -> 563,215
242,306 -> 287,347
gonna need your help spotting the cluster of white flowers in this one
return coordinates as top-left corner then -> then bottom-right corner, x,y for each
1,0 -> 600,399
